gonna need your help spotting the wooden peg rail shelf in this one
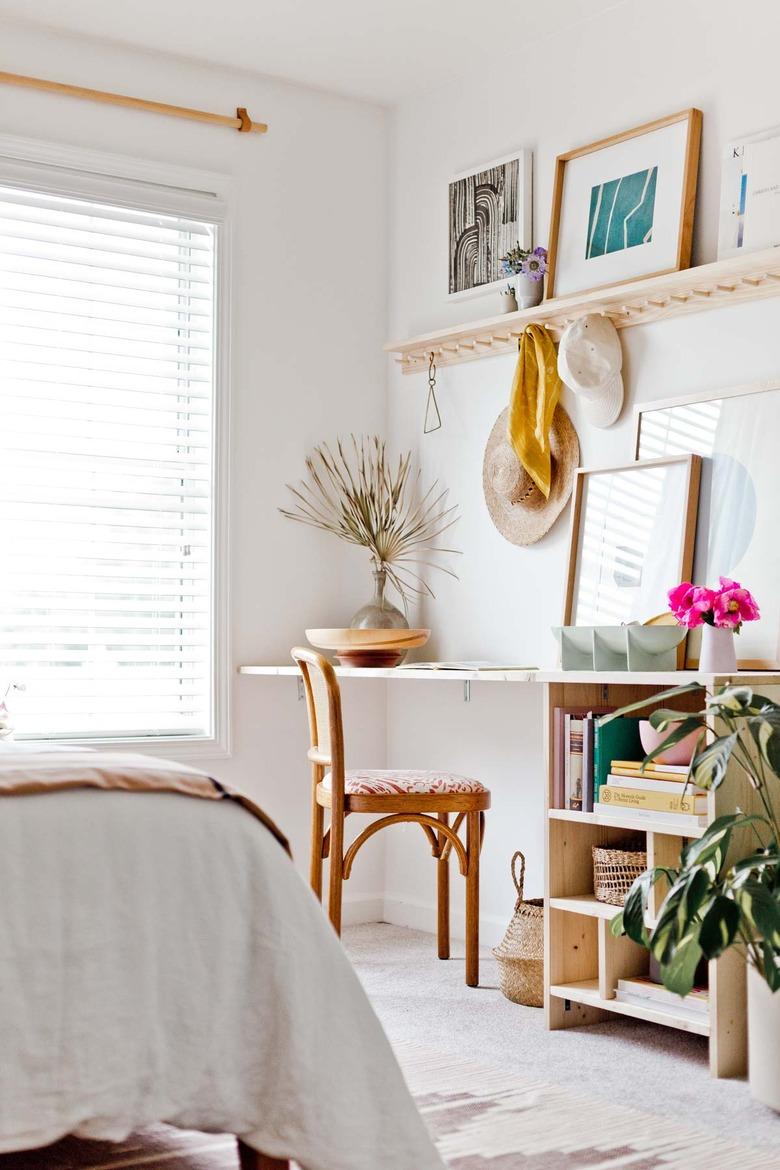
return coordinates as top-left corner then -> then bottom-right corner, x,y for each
386,246 -> 780,374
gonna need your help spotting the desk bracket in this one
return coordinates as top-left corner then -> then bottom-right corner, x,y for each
463,680 -> 471,703
297,676 -> 305,702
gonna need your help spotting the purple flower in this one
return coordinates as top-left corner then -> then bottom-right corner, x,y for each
520,252 -> 547,281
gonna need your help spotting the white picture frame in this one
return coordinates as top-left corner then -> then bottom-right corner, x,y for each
448,149 -> 532,301
718,125 -> 780,259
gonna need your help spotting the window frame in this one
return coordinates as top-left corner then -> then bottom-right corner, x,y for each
0,134 -> 232,759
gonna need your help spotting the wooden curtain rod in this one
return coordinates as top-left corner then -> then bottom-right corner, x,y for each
0,70 -> 268,135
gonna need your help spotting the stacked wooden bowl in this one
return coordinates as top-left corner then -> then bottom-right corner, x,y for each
306,628 -> 430,668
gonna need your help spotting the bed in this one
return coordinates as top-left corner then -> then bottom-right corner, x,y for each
0,746 -> 444,1170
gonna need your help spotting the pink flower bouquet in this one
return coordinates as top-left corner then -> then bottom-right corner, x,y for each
668,577 -> 760,633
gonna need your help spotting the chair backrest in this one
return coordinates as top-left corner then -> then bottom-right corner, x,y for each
291,647 -> 345,801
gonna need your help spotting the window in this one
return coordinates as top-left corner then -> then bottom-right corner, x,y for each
0,176 -> 222,742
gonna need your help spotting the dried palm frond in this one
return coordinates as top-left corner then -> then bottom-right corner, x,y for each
280,435 -> 461,606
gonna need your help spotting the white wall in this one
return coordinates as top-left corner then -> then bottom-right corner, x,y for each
0,19 -> 390,914
385,0 -> 780,943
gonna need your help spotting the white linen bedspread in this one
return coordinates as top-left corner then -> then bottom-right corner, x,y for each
0,788 -> 444,1170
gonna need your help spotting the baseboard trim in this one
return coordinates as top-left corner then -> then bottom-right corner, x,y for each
340,894 -> 386,926
381,893 -> 505,949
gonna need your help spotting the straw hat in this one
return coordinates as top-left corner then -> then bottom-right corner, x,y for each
483,405 -> 579,546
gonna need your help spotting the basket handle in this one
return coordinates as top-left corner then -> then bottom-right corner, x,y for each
511,851 -> 526,902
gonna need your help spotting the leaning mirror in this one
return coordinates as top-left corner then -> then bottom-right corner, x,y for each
563,455 -> 700,635
636,381 -> 780,667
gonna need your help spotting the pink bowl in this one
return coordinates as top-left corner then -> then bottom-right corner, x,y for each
639,719 -> 700,766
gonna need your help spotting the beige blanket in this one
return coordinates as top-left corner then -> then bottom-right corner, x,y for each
0,747 -> 289,854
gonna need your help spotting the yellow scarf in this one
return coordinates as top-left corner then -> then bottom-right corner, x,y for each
507,323 -> 561,499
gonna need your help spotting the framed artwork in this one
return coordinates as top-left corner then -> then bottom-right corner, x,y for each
547,109 -> 702,299
448,150 -> 532,300
718,125 -> 780,259
562,456 -> 701,664
635,380 -> 780,668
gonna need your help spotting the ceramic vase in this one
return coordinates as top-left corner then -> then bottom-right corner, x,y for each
512,273 -> 544,310
748,964 -> 780,1111
350,569 -> 408,631
698,624 -> 737,673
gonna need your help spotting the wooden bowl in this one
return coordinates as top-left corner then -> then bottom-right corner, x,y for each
306,628 -> 430,651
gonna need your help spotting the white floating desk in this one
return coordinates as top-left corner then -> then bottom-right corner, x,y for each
239,665 -> 748,686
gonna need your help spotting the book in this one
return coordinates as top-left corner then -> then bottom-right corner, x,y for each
552,706 -> 610,810
594,801 -> 706,829
582,717 -> 595,813
614,989 -> 710,1024
593,717 -> 643,805
612,760 -> 689,775
606,773 -> 700,795
568,716 -> 584,812
598,784 -> 707,815
616,976 -> 709,1015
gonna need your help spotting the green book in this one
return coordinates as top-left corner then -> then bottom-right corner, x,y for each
593,716 -> 643,806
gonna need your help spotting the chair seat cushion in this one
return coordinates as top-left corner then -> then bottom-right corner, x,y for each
323,769 -> 487,796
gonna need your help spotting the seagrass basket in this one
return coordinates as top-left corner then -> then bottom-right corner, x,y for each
492,851 -> 544,1007
592,841 -> 647,906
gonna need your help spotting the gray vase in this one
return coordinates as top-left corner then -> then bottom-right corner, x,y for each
350,569 -> 408,630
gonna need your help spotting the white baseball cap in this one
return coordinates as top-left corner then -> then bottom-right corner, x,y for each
557,314 -> 624,428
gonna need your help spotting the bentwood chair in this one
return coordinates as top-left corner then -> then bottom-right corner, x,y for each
292,647 -> 491,986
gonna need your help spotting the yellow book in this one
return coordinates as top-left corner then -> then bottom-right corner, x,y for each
611,761 -> 689,782
598,784 -> 707,815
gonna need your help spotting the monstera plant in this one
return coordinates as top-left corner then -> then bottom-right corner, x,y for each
604,682 -> 780,1108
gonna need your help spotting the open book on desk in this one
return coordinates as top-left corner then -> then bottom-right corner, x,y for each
396,661 -> 538,671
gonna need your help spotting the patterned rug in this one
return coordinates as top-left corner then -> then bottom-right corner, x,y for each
0,1044 -> 776,1169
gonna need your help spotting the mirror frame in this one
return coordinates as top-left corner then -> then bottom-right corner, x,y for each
634,379 -> 780,669
562,455 -> 701,668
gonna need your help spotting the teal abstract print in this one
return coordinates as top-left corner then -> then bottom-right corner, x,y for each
586,166 -> 657,258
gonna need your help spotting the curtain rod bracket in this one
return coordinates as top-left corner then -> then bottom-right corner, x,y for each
236,107 -> 253,133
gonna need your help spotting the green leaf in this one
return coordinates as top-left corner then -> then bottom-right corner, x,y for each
620,868 -> 658,946
680,813 -> 750,878
735,882 -> 780,947
640,717 -> 704,770
651,868 -> 711,966
599,683 -> 704,725
659,930 -> 704,997
707,685 -> 754,715
746,711 -> 780,776
761,942 -> 780,991
610,909 -> 625,937
690,732 -> 738,791
698,895 -> 741,959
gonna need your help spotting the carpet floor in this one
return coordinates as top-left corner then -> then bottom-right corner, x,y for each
1,923 -> 778,1167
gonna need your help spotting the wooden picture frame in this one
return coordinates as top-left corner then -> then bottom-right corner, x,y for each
634,379 -> 780,669
563,455 -> 701,668
547,109 -> 702,300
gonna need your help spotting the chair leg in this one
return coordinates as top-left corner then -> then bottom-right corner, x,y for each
437,811 -> 450,960
237,1138 -> 290,1169
465,810 -> 480,987
328,807 -> 345,936
310,797 -> 325,901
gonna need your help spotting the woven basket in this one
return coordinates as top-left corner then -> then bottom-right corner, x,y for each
492,851 -> 544,1007
593,841 -> 647,906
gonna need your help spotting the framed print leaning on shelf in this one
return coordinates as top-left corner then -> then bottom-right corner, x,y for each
718,125 -> 780,258
448,150 -> 532,300
547,109 -> 702,299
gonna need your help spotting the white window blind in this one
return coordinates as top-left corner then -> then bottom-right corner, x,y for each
0,183 -> 217,740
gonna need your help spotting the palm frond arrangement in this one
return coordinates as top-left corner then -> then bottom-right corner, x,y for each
280,435 -> 461,607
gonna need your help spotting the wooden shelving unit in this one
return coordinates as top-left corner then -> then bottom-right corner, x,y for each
386,245 -> 780,374
543,672 -> 780,1078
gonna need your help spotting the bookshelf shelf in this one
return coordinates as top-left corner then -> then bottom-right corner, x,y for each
548,807 -> 706,839
548,894 -> 622,920
544,673 -> 780,1078
549,979 -> 710,1037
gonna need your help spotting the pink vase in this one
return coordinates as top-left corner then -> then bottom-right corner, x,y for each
699,624 -> 737,673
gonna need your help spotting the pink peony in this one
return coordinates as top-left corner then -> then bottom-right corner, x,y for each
668,582 -> 716,628
711,577 -> 760,630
